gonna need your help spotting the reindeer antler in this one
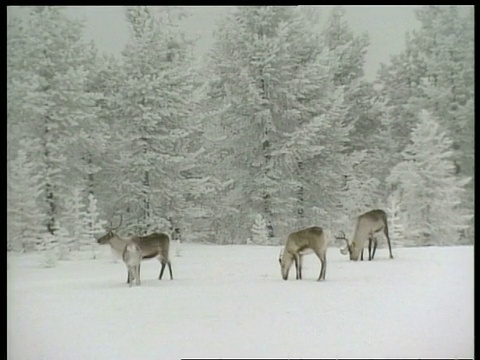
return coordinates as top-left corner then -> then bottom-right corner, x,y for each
336,230 -> 351,255
334,230 -> 347,241
110,215 -> 123,231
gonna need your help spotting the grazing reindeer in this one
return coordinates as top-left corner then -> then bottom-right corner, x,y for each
278,226 -> 328,281
97,216 -> 173,282
335,230 -> 371,261
122,242 -> 142,287
337,209 -> 394,261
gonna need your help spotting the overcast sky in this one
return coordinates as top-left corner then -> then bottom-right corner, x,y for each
65,6 -> 423,81
12,6 -> 424,81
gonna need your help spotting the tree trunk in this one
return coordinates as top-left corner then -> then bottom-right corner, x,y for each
44,121 -> 56,235
143,169 -> 150,226
296,161 -> 304,219
87,153 -> 95,196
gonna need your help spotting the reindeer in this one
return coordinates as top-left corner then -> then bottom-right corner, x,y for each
122,242 -> 142,287
335,230 -> 371,261
278,226 -> 328,281
97,216 -> 173,283
336,209 -> 394,261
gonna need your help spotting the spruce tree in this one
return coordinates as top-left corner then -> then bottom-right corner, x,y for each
7,6 -> 103,236
7,139 -> 45,252
208,6 -> 357,239
251,214 -> 269,245
107,6 -> 198,235
86,193 -> 106,259
377,6 -> 474,220
386,110 -> 472,245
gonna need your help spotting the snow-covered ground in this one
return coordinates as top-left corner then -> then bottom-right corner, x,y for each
7,243 -> 473,359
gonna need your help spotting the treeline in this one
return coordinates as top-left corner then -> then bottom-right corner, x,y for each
7,6 -> 474,252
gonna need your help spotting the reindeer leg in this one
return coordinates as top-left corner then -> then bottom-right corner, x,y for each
384,226 -> 394,259
321,254 -> 327,281
372,239 -> 378,260
314,250 -> 326,281
360,248 -> 364,261
368,236 -> 373,261
128,267 -> 133,287
293,257 -> 298,280
135,265 -> 141,285
298,255 -> 303,280
159,261 -> 166,280
167,261 -> 173,280
293,254 -> 300,280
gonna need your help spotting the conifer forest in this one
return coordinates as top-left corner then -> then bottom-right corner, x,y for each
7,6 -> 474,254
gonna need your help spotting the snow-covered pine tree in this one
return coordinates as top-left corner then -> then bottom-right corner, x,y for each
386,110 -> 472,246
251,214 -> 269,245
176,174 -> 218,243
62,187 -> 90,252
85,193 -> 107,259
377,6 -> 474,218
416,8 -> 474,221
386,191 -> 406,247
323,6 -> 369,87
169,53 -> 225,244
41,233 -> 58,268
56,222 -> 72,261
368,104 -> 405,201
7,7 -> 103,236
195,58 -> 248,244
297,6 -> 322,32
82,53 -> 125,224
340,155 -> 382,226
208,6 -> 355,240
208,7 -> 299,237
276,86 -> 369,233
317,6 -> 387,227
415,6 -> 474,183
7,10 -> 33,165
7,139 -> 46,252
66,45 -> 107,201
39,219 -> 60,268
322,6 -> 378,155
376,33 -> 427,153
106,6 -> 198,235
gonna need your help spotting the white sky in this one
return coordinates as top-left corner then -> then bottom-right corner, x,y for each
65,6 -> 423,81
9,6 -> 424,80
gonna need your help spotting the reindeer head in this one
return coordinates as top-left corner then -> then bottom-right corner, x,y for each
97,215 -> 123,244
278,247 -> 293,281
348,242 -> 362,261
335,230 -> 354,258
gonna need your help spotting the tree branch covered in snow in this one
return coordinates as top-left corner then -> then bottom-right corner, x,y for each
7,6 -> 474,250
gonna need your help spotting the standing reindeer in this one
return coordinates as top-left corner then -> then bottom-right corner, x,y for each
278,226 -> 328,281
122,242 -> 142,286
336,209 -> 394,261
97,216 -> 173,283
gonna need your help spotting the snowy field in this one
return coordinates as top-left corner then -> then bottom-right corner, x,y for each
8,243 -> 474,359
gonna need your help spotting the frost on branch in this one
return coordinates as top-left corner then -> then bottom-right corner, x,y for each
39,220 -> 60,268
386,110 -> 472,246
387,191 -> 406,247
250,214 -> 271,245
86,193 -> 107,259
